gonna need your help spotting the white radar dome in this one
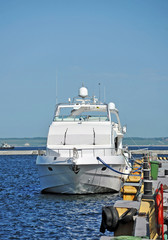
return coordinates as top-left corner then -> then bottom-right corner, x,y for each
78,87 -> 88,98
108,102 -> 116,110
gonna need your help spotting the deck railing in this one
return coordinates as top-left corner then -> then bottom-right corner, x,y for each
53,115 -> 109,122
46,147 -> 122,157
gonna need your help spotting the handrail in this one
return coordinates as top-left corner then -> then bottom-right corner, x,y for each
46,147 -> 123,157
63,128 -> 68,145
47,146 -> 119,151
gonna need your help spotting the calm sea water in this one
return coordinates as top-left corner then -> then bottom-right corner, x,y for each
0,155 -> 120,240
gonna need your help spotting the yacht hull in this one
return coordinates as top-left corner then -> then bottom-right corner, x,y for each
36,155 -> 126,194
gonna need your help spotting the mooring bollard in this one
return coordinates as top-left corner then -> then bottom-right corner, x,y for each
165,169 -> 168,177
143,162 -> 148,169
143,169 -> 150,180
143,155 -> 148,163
143,180 -> 153,199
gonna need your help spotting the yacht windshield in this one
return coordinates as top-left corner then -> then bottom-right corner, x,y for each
54,105 -> 109,122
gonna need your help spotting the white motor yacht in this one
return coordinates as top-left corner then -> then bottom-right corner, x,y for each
36,86 -> 131,194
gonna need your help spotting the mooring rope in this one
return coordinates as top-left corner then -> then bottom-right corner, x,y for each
122,152 -> 132,168
97,157 -> 141,175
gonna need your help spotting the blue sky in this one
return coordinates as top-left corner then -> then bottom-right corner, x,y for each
0,0 -> 168,138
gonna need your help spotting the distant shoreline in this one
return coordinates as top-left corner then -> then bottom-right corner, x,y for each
0,137 -> 168,147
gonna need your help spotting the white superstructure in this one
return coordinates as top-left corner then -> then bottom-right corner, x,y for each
36,86 -> 130,194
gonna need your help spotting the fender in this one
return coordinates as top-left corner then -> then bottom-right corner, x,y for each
100,206 -> 119,233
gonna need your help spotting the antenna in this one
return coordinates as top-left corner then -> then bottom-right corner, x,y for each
98,83 -> 101,104
104,86 -> 106,103
56,70 -> 58,105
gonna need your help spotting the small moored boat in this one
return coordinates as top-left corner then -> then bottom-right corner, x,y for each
0,143 -> 14,150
